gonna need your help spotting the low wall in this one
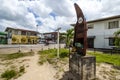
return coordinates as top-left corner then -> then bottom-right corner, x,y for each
0,44 -> 65,54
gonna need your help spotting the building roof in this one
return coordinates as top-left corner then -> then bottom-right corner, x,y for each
87,15 -> 120,23
71,15 -> 120,26
5,27 -> 39,33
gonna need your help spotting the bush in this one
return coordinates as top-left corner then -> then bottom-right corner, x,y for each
19,65 -> 25,73
12,37 -> 17,42
21,37 -> 27,43
1,70 -> 17,80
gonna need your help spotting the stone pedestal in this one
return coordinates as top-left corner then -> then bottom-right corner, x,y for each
69,53 -> 96,80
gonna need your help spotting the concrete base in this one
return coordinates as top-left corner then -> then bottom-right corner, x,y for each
69,53 -> 96,80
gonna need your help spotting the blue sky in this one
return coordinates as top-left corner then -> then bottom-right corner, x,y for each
0,0 -> 120,33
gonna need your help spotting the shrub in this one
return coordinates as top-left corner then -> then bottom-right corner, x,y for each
1,70 -> 17,80
19,65 -> 25,73
21,37 -> 26,43
12,37 -> 17,42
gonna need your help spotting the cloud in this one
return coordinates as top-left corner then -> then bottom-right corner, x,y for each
0,0 -> 120,33
0,0 -> 37,31
43,0 -> 75,17
100,0 -> 120,17
74,0 -> 120,20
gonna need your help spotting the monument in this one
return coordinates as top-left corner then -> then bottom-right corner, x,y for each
73,3 -> 87,56
69,3 -> 96,80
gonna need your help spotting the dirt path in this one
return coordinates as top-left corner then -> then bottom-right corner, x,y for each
0,51 -> 119,80
15,52 -> 56,80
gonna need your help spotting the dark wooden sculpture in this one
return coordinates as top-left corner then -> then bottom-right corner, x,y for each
73,3 -> 87,56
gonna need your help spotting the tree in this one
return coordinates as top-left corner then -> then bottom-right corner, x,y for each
12,36 -> 17,43
59,33 -> 66,43
21,37 -> 27,43
114,30 -> 120,47
65,28 -> 74,47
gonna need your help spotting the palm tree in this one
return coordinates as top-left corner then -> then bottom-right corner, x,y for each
114,30 -> 120,47
59,33 -> 66,43
65,28 -> 74,47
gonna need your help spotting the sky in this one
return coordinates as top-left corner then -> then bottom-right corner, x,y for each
0,0 -> 120,33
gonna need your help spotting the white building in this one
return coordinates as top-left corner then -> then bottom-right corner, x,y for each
87,15 -> 120,49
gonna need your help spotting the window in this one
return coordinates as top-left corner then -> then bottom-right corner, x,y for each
14,30 -> 18,35
109,38 -> 115,46
108,21 -> 119,29
30,32 -> 37,36
21,31 -> 26,35
87,24 -> 94,29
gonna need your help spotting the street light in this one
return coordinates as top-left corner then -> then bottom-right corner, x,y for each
55,27 -> 61,58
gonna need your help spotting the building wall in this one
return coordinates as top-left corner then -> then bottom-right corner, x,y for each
6,29 -> 38,44
12,34 -> 38,44
12,34 -> 28,44
0,32 -> 8,44
87,18 -> 120,49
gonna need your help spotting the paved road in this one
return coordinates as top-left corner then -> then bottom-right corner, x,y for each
0,44 -> 65,54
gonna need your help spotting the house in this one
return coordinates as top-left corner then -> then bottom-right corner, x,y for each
5,27 -> 39,44
72,15 -> 120,49
87,15 -> 120,49
40,32 -> 66,44
42,32 -> 57,43
0,32 -> 8,44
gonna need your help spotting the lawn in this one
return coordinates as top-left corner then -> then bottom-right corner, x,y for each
38,48 -> 69,65
0,51 -> 34,60
38,48 -> 120,66
87,51 -> 120,66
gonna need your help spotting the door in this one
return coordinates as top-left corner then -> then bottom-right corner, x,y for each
87,38 -> 94,48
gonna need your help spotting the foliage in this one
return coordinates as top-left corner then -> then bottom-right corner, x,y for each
59,33 -> 66,43
0,52 -> 34,60
114,30 -> 120,47
19,65 -> 25,73
12,37 -> 17,42
38,48 -> 69,65
21,37 -> 27,43
1,70 -> 17,80
88,51 -> 120,66
62,28 -> 74,47
1,65 -> 25,80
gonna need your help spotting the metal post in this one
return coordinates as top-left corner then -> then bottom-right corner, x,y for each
57,30 -> 59,58
55,27 -> 61,58
19,41 -> 21,52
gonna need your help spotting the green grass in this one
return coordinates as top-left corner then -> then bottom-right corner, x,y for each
87,51 -> 120,66
19,65 -> 25,73
0,51 -> 34,60
38,48 -> 69,65
1,65 -> 25,80
38,49 -> 120,66
1,69 -> 17,80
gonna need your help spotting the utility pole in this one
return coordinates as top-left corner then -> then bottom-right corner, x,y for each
56,27 -> 61,58
36,25 -> 38,32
